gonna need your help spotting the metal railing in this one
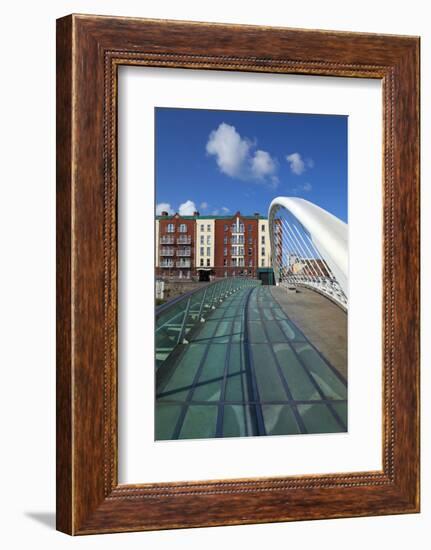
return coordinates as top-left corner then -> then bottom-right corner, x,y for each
177,249 -> 191,257
160,236 -> 175,244
160,260 -> 174,268
231,236 -> 245,245
160,248 -> 175,256
155,277 -> 260,367
155,267 -> 264,279
177,236 -> 191,244
280,275 -> 347,308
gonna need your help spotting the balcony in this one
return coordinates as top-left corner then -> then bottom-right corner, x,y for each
160,260 -> 174,268
160,248 -> 175,256
160,236 -> 175,245
176,260 -> 191,268
231,225 -> 245,234
177,235 -> 191,244
230,236 -> 244,245
177,248 -> 191,257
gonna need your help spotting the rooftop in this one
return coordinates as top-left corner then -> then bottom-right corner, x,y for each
156,211 -> 269,221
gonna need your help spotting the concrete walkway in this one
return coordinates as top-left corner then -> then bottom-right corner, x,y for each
270,286 -> 348,379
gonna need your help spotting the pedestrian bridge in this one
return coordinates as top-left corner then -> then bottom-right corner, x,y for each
268,197 -> 348,309
155,277 -> 347,440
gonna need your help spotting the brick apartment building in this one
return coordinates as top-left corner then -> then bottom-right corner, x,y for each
156,210 -> 276,281
157,213 -> 196,275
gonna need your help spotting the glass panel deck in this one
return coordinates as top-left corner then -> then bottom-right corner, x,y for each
156,285 -> 347,440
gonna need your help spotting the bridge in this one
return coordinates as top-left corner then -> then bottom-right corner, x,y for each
269,197 -> 348,309
156,223 -> 348,440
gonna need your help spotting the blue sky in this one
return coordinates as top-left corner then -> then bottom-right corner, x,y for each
155,108 -> 348,222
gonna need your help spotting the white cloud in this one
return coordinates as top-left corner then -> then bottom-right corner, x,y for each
210,206 -> 230,215
206,123 -> 250,178
206,123 -> 277,185
292,182 -> 312,195
178,200 -> 197,216
251,150 -> 277,179
156,202 -> 173,215
286,152 -> 306,175
200,201 -> 209,211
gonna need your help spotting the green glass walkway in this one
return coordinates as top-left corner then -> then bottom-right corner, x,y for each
156,286 -> 347,440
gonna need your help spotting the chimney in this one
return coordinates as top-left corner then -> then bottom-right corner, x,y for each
160,211 -> 169,216
193,211 -> 200,216
254,212 -> 260,217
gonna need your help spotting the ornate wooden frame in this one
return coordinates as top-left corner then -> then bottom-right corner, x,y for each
56,14 -> 420,534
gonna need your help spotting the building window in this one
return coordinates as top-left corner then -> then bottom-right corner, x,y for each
179,223 -> 187,233
231,246 -> 237,256
224,247 -> 227,256
261,224 -> 265,232
261,235 -> 265,245
224,236 -> 228,244
200,235 -> 204,245
224,271 -> 227,278
238,247 -> 244,255
200,247 -> 204,256
261,247 -> 265,256
207,247 -> 210,256
207,224 -> 211,232
231,258 -> 237,267
239,223 -> 244,233
223,259 -> 227,266
248,247 -> 252,256
206,258 -> 210,267
200,258 -> 204,266
261,259 -> 265,267
224,224 -> 228,232
167,223 -> 174,233
200,224 -> 204,232
249,259 -> 253,267
248,224 -> 252,232
206,235 -> 211,245
248,236 -> 253,244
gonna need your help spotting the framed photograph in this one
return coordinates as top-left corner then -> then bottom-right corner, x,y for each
152,107 -> 348,443
56,14 -> 420,534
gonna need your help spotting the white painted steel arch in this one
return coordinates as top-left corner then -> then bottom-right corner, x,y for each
268,197 -> 348,307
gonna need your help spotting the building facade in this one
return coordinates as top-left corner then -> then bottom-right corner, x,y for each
157,213 -> 196,279
156,210 -> 275,280
196,218 -> 215,271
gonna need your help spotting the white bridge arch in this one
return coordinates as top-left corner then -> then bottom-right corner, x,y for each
268,197 -> 348,309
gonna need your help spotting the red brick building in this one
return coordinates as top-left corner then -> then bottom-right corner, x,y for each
157,213 -> 196,279
214,212 -> 259,278
156,210 -> 277,280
